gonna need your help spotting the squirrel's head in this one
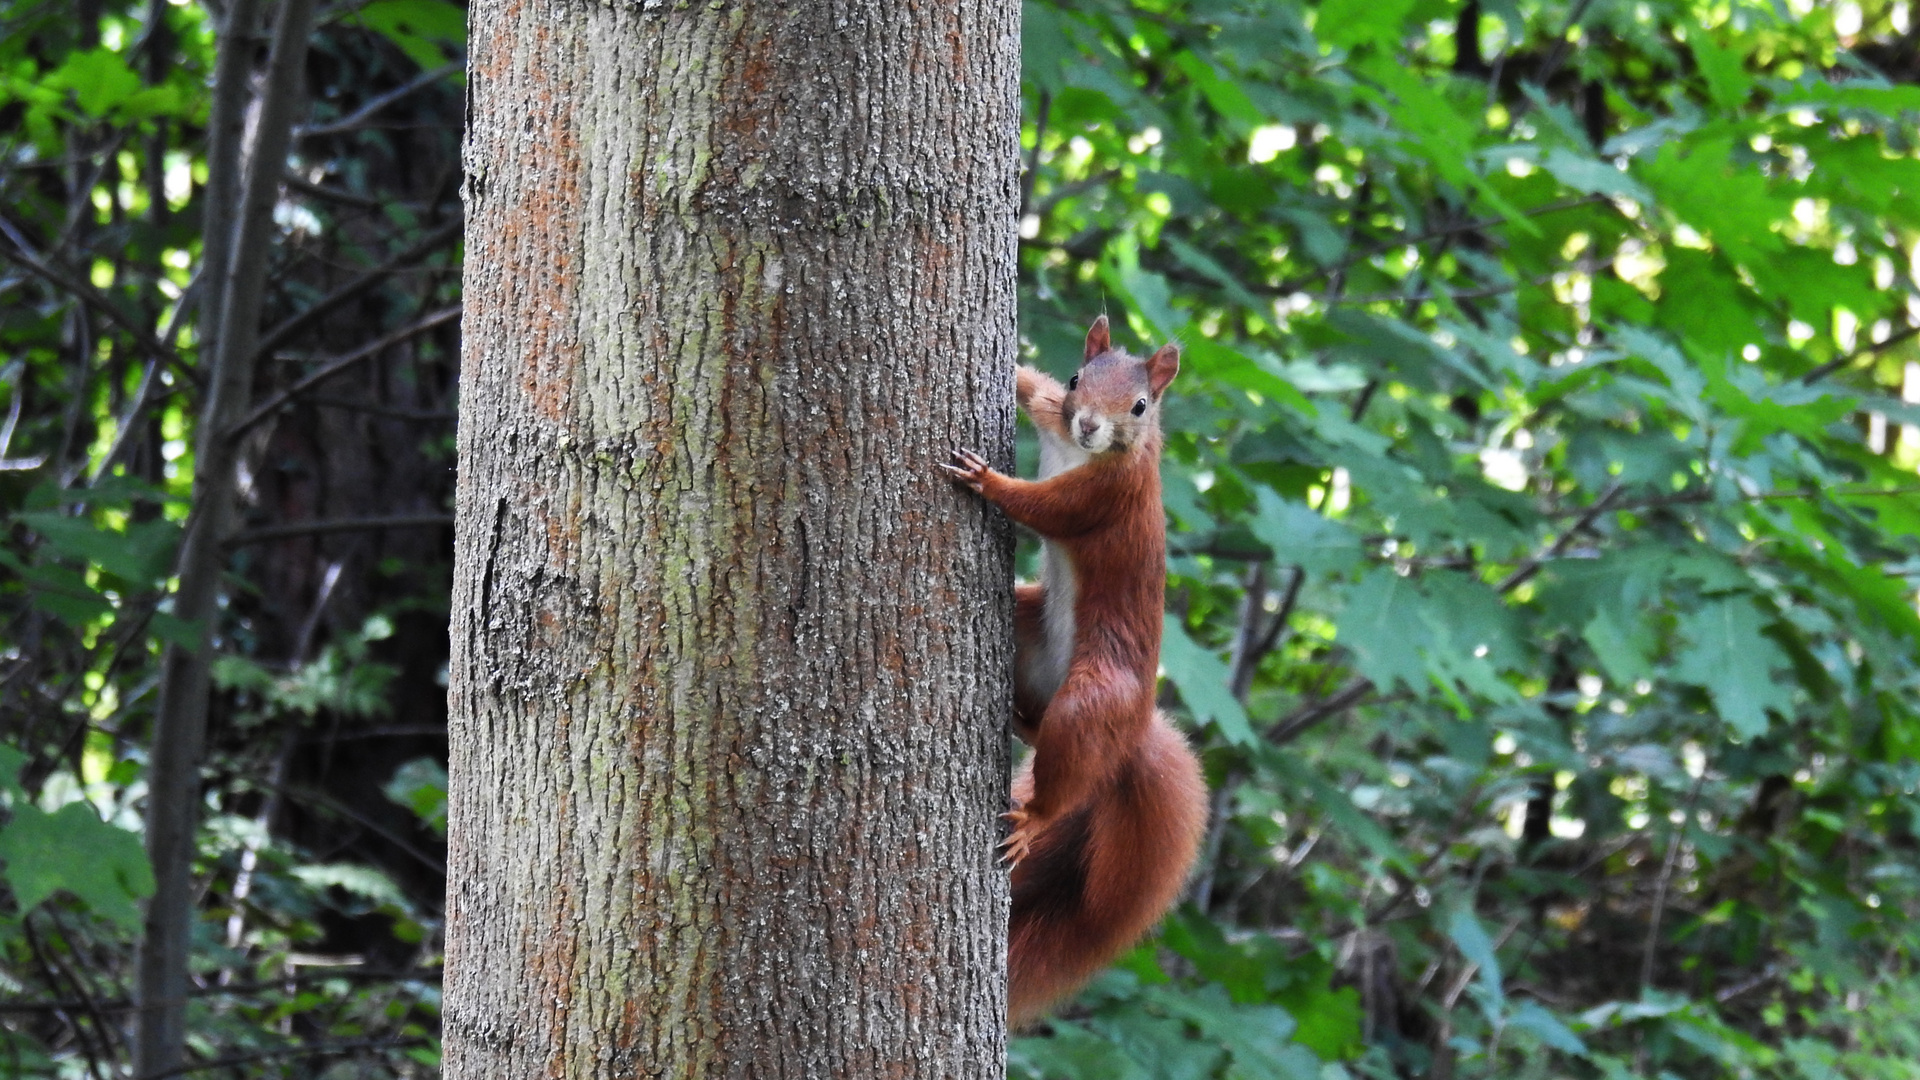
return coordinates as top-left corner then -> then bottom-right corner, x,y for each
1059,315 -> 1179,455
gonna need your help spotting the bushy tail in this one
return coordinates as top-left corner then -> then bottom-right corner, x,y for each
1007,712 -> 1208,1027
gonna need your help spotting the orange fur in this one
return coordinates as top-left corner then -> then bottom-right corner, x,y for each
945,317 -> 1209,1027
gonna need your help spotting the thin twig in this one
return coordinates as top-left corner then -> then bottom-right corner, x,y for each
302,395 -> 457,421
1496,480 -> 1623,593
1262,195 -> 1606,299
1224,563 -> 1270,697
1266,679 -> 1378,746
1714,963 -> 1778,1004
296,62 -> 461,138
251,217 -> 463,359
0,968 -> 442,1015
0,225 -> 198,387
1336,195 -> 1605,278
1505,0 -> 1600,128
1641,772 -> 1706,992
227,305 -> 460,440
41,910 -> 132,1065
1243,567 -> 1305,695
89,351 -> 166,483
1192,562 -> 1284,910
0,363 -> 24,458
1800,322 -> 1920,385
142,1037 -> 429,1079
282,173 -> 387,210
21,913 -> 114,1080
1018,91 -> 1050,219
275,783 -> 447,877
1262,480 -> 1623,743
1032,168 -> 1122,219
225,513 -> 453,547
1592,482 -> 1920,517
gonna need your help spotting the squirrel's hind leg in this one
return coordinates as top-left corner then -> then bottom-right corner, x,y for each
1012,582 -> 1050,743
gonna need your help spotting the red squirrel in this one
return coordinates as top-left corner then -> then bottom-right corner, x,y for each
943,316 -> 1209,1026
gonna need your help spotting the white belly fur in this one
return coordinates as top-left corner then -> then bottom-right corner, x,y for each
1034,429 -> 1090,704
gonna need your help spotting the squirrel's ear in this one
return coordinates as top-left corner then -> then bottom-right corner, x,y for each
1084,315 -> 1111,360
1146,343 -> 1180,397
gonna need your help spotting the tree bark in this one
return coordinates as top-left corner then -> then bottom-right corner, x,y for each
447,5 -> 1019,1077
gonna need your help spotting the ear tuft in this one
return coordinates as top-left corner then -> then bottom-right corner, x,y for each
1146,343 -> 1180,397
1084,316 -> 1111,360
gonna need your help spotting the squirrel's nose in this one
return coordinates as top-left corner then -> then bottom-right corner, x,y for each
1078,416 -> 1099,436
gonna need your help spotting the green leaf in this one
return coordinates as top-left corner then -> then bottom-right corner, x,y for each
1673,597 -> 1794,740
1274,975 -> 1363,1060
1315,0 -> 1416,48
1163,236 -> 1268,313
0,747 -> 26,796
1161,614 -> 1255,745
1011,1022 -> 1155,1080
1508,1000 -> 1586,1054
384,758 -> 448,836
1108,246 -> 1185,341
1087,1009 -> 1225,1080
1336,568 -> 1430,695
1539,148 -> 1652,204
1688,31 -> 1752,111
1147,986 -> 1319,1080
1022,2 -> 1077,95
50,48 -> 141,117
0,801 -> 154,930
1171,53 -> 1264,130
15,511 -> 178,583
1276,756 -> 1407,867
1638,137 -> 1781,267
1181,340 -> 1316,415
1278,208 -> 1347,266
1446,902 -> 1503,1009
1248,489 -> 1362,575
289,863 -> 409,907
351,0 -> 467,71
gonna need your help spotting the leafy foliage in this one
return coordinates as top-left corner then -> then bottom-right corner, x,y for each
3,0 -> 1920,1074
0,0 -> 459,1068
1012,0 -> 1920,1076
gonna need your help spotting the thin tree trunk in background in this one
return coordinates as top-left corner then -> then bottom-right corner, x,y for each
196,0 -> 263,365
447,5 -> 1019,1075
134,0 -> 317,1070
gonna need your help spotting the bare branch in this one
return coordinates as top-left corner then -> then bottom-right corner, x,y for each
1017,90 -> 1050,219
1496,479 -> 1622,593
144,1037 -> 430,1080
226,513 -> 453,547
0,226 -> 197,387
251,216 -> 464,359
1800,321 -> 1920,385
1266,679 -> 1378,746
296,62 -> 461,138
1641,773 -> 1706,992
228,305 -> 460,440
282,173 -> 386,209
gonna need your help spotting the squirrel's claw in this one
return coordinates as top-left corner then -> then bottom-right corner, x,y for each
941,448 -> 991,494
1000,807 -> 1037,867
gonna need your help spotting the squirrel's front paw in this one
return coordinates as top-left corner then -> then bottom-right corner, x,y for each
940,448 -> 991,494
1000,807 -> 1039,867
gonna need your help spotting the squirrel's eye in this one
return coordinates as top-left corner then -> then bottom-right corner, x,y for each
1068,374 -> 1080,391
1131,398 -> 1148,416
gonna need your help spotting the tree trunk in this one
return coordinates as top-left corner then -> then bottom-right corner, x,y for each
446,6 -> 1020,1077
134,0 -> 317,1069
